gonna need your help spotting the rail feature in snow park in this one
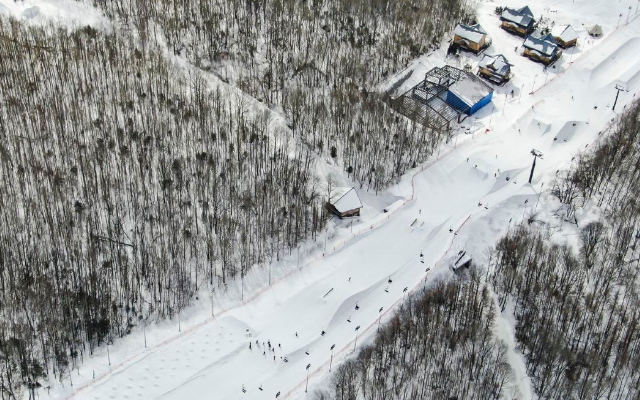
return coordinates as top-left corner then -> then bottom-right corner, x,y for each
60,109 -> 483,400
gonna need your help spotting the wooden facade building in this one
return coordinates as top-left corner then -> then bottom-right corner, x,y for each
500,6 -> 535,36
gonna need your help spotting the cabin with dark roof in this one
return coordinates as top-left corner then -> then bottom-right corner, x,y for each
453,23 -> 491,53
500,6 -> 535,36
478,54 -> 512,85
523,32 -> 562,65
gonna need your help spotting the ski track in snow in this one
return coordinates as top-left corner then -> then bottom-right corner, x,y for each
25,0 -> 640,399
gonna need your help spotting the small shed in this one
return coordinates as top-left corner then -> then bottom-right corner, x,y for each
328,187 -> 363,218
588,24 -> 603,38
453,23 -> 490,53
451,251 -> 473,273
551,25 -> 579,48
523,32 -> 562,65
445,74 -> 494,116
478,54 -> 512,85
500,6 -> 535,36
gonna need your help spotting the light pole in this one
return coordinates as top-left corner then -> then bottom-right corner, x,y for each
502,93 -> 507,115
534,183 -> 544,213
378,307 -> 384,329
353,325 -> 361,352
628,6 -> 632,24
329,344 -> 336,371
531,74 -> 538,94
528,149 -> 543,184
305,363 -> 311,393
519,84 -> 524,103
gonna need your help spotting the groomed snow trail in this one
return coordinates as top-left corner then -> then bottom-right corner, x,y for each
36,1 -> 640,399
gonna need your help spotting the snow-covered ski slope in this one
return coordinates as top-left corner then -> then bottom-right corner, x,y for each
20,0 -> 640,399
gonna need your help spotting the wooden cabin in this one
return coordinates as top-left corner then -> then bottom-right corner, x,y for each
500,6 -> 535,36
551,25 -> 579,48
328,187 -> 363,218
523,32 -> 562,65
453,23 -> 490,53
477,54 -> 512,85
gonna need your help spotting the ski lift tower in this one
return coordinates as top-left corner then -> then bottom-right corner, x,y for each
529,149 -> 543,184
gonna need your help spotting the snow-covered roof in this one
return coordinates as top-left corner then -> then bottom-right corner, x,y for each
551,25 -> 578,42
523,32 -> 558,56
448,75 -> 493,107
331,187 -> 363,213
501,6 -> 534,28
478,54 -> 511,76
588,24 -> 603,36
453,23 -> 487,43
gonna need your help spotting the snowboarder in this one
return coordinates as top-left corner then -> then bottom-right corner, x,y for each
276,392 -> 281,398
249,342 -> 252,350
305,350 -> 310,355
273,355 -> 276,361
321,330 -> 326,336
295,332 -> 299,338
278,343 -> 281,349
355,304 -> 359,311
388,278 -> 393,284
259,385 -> 263,391
263,351 -> 266,356
348,277 -> 351,282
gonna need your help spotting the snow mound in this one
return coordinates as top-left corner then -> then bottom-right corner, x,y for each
487,168 -> 529,195
554,121 -> 586,144
525,118 -> 552,137
589,38 -> 640,88
22,6 -> 40,19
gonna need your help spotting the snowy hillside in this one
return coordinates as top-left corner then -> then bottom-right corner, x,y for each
1,0 -> 640,399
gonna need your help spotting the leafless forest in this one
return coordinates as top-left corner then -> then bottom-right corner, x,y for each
0,0 -> 470,397
317,277 -> 513,400
491,100 -> 640,399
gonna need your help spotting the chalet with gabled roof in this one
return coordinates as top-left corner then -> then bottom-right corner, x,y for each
501,6 -> 535,36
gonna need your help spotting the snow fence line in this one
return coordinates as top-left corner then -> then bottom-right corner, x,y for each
60,130 -> 476,400
282,214 -> 473,399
